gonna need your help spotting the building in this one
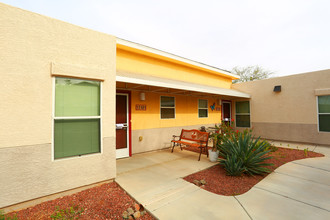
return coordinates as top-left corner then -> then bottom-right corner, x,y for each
232,70 -> 330,146
0,3 -> 249,209
0,2 -> 329,210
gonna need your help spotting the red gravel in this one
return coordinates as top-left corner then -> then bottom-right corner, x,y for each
183,147 -> 324,196
5,182 -> 155,220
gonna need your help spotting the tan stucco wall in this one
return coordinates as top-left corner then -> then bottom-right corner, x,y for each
232,70 -> 330,145
0,3 -> 116,208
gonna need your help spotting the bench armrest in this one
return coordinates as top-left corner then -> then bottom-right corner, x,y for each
172,135 -> 180,141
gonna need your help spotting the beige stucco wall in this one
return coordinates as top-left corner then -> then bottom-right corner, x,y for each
232,70 -> 330,145
0,3 -> 116,208
132,124 -> 215,154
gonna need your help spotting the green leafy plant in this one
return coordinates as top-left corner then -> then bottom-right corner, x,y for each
210,119 -> 236,151
0,210 -> 17,220
218,132 -> 274,176
50,205 -> 84,220
304,148 -> 309,157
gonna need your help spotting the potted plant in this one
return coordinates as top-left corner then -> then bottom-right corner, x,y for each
209,130 -> 221,162
208,119 -> 235,162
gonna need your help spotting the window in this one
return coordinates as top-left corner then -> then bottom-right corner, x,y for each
54,78 -> 101,159
235,101 -> 250,127
160,96 -> 175,119
318,95 -> 330,132
198,99 -> 208,118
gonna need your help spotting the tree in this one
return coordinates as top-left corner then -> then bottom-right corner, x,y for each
232,65 -> 273,83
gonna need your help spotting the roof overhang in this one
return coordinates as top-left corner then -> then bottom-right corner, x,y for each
116,72 -> 250,99
117,38 -> 239,80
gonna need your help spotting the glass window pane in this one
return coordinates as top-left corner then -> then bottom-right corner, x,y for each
54,119 -> 100,159
319,115 -> 330,132
161,96 -> 175,107
318,96 -> 330,113
236,101 -> 250,114
199,99 -> 208,108
236,115 -> 250,127
199,109 -> 208,118
161,108 -> 175,119
55,78 -> 100,117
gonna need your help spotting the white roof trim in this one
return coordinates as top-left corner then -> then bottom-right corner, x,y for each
117,38 -> 239,79
116,73 -> 250,98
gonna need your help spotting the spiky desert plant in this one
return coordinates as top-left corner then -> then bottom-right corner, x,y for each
218,132 -> 274,176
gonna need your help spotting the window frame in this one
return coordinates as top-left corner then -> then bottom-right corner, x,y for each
198,99 -> 208,118
160,96 -> 175,119
52,77 -> 102,161
317,95 -> 330,133
235,101 -> 251,128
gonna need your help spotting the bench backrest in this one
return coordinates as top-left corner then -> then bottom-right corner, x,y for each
180,129 -> 209,145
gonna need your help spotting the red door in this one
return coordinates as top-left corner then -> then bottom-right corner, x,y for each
222,101 -> 231,122
116,94 -> 129,158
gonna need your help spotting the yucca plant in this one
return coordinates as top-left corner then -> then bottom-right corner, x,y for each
218,131 -> 274,176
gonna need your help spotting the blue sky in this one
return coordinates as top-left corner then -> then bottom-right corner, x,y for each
2,0 -> 329,76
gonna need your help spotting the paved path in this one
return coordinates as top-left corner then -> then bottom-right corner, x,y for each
116,144 -> 330,219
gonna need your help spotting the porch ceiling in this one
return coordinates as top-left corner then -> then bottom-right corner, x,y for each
116,72 -> 250,99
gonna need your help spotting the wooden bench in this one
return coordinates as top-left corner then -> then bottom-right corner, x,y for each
171,129 -> 209,161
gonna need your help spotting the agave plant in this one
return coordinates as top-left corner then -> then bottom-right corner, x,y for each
217,131 -> 274,176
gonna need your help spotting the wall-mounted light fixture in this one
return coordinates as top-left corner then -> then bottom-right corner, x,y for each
273,85 -> 281,92
139,92 -> 146,101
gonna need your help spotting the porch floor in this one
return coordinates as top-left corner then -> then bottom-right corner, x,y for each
116,145 -> 330,220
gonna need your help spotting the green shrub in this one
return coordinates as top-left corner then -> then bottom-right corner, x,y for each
50,205 -> 84,220
218,132 -> 274,176
0,210 -> 17,220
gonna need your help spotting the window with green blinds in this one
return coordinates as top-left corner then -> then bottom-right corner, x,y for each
318,96 -> 330,132
235,101 -> 250,127
198,99 -> 208,118
161,96 -> 175,119
54,78 -> 101,159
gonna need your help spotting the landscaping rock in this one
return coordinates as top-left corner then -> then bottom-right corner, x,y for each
140,211 -> 146,216
134,203 -> 140,211
122,211 -> 129,219
133,211 -> 141,219
193,180 -> 201,186
127,207 -> 134,215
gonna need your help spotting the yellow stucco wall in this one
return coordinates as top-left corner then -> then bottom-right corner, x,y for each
131,91 -> 222,130
117,47 -> 233,89
0,3 -> 116,208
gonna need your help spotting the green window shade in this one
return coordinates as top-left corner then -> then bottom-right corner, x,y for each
318,96 -> 330,132
55,78 -> 100,117
161,108 -> 175,119
199,99 -> 208,108
236,101 -> 250,127
199,109 -> 208,118
236,101 -> 250,113
318,96 -> 330,113
54,119 -> 100,159
161,96 -> 175,107
319,115 -> 330,132
236,115 -> 251,127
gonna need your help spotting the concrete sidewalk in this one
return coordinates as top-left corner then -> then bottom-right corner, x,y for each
116,145 -> 330,219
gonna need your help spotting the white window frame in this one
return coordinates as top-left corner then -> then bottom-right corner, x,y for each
317,95 -> 330,133
52,77 -> 103,161
160,96 -> 175,119
235,101 -> 251,128
198,99 -> 208,118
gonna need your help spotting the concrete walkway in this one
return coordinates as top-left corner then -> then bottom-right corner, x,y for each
116,144 -> 330,219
